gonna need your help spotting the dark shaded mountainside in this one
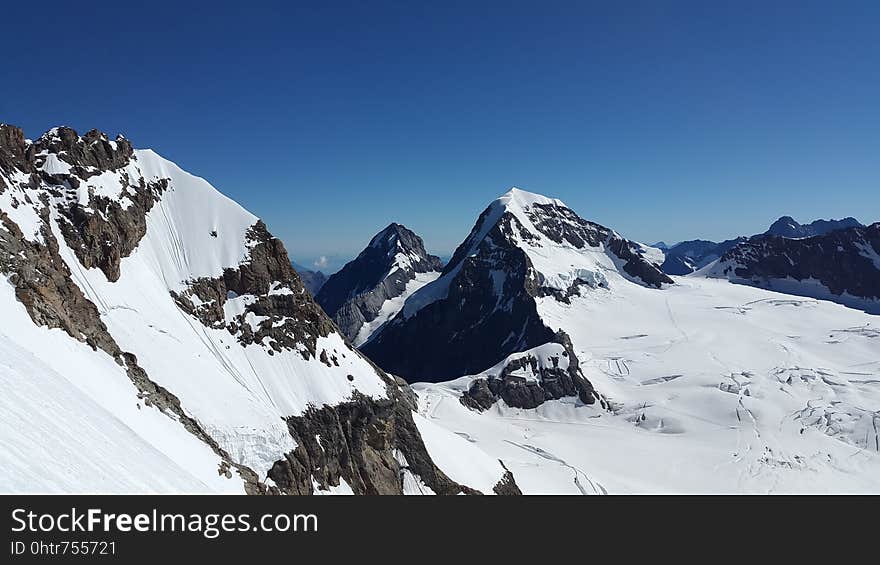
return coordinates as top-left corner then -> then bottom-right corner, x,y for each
0,124 -> 519,495
362,188 -> 669,410
710,222 -> 880,312
661,215 -> 866,275
662,216 -> 864,275
316,223 -> 442,344
660,214 -> 879,312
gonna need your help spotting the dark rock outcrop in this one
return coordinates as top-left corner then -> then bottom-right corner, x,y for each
316,223 -> 442,342
714,223 -> 880,310
659,216 -> 865,276
460,332 -> 601,411
268,390 -> 520,495
172,222 -> 338,359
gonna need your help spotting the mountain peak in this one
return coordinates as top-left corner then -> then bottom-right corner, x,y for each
369,222 -> 408,247
497,187 -> 567,211
316,222 -> 443,342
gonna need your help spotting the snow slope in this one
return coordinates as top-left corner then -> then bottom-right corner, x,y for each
415,277 -> 880,493
0,127 -> 509,494
354,271 -> 439,346
0,282 -> 242,493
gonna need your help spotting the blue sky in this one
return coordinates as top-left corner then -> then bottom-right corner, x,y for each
4,1 -> 878,272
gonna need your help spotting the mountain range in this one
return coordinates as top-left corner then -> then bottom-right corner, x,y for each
660,216 -> 865,275
2,124 -> 878,494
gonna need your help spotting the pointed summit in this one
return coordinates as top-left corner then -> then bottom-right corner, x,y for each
316,223 -> 442,344
362,186 -> 671,384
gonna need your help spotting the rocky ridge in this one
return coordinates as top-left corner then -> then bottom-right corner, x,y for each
0,124 -> 519,495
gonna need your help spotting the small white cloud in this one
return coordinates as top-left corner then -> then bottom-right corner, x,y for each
313,256 -> 329,270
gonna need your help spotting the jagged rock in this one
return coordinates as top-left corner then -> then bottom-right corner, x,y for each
172,222 -> 336,358
268,391 -> 515,495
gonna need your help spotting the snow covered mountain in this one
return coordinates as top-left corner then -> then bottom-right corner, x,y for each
765,215 -> 863,239
362,188 -> 671,388
660,216 -> 865,276
701,222 -> 880,313
660,237 -> 748,275
316,223 -> 442,345
291,261 -> 327,295
0,125 -> 518,495
359,187 -> 880,494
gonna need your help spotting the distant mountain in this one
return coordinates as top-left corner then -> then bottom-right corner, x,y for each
660,215 -> 865,276
291,261 -> 327,295
362,187 -> 670,392
765,215 -> 863,239
703,222 -> 880,312
660,237 -> 748,275
315,223 -> 443,345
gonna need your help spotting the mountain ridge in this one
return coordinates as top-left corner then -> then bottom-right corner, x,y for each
0,124 -> 517,495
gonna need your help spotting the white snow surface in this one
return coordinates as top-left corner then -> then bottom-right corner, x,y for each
415,277 -> 880,493
354,271 -> 440,346
0,282 -> 243,493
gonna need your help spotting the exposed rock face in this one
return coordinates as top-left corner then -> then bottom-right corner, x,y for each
362,189 -> 668,384
711,223 -> 880,310
316,223 -> 442,344
173,223 -> 520,495
55,177 -> 168,282
765,215 -> 863,239
363,212 -> 556,381
460,332 -> 602,411
659,216 -> 865,277
268,391 -> 520,495
0,164 -> 264,493
1,124 -> 519,495
172,222 -> 339,358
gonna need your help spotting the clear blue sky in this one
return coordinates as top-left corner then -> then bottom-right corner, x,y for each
4,1 -> 878,272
